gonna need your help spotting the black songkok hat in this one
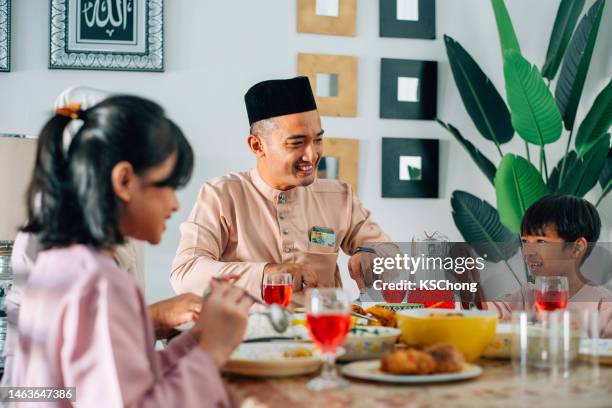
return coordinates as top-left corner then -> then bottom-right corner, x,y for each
245,76 -> 318,125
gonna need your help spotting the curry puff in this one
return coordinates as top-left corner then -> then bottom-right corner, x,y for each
380,349 -> 436,375
380,344 -> 465,375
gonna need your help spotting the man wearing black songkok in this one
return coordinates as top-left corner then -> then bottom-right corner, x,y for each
171,77 -> 390,306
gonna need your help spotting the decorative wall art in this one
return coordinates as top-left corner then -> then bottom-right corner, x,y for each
382,137 -> 439,198
379,0 -> 436,39
0,0 -> 10,72
318,137 -> 360,194
380,58 -> 437,120
298,53 -> 358,117
297,0 -> 357,36
49,0 -> 164,71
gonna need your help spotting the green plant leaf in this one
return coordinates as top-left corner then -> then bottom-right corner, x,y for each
437,119 -> 497,185
495,154 -> 549,233
490,0 -> 522,56
598,148 -> 612,204
548,151 -> 577,192
451,190 -> 519,262
575,79 -> 612,157
408,166 -> 421,180
542,0 -> 586,80
558,134 -> 610,197
503,50 -> 563,146
555,0 -> 606,131
444,35 -> 514,146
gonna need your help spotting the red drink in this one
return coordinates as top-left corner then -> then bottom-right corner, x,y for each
382,287 -> 407,303
407,288 -> 455,309
535,290 -> 568,311
263,284 -> 292,307
306,313 -> 351,353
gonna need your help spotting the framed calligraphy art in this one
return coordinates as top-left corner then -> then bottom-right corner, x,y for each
49,0 -> 164,72
0,0 -> 9,72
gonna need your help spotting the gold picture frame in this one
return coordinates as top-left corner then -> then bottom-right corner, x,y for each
298,53 -> 358,117
297,0 -> 357,37
319,137 -> 360,195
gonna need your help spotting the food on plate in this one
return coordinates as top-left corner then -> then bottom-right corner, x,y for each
282,347 -> 313,358
349,327 -> 384,336
380,349 -> 436,375
351,304 -> 368,315
380,343 -> 465,375
424,343 -> 465,373
366,305 -> 397,328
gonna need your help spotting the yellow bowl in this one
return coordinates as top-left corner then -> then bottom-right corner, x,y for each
396,309 -> 498,362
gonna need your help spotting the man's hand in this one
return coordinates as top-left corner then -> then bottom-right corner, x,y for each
264,262 -> 319,291
148,293 -> 202,339
193,280 -> 253,367
348,251 -> 378,291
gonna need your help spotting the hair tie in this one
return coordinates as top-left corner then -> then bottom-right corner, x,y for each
55,103 -> 85,155
55,102 -> 83,120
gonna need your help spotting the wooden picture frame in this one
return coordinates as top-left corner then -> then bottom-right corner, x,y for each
49,0 -> 164,72
382,137 -> 439,198
318,137 -> 360,195
297,0 -> 357,36
299,53 -> 358,117
0,0 -> 10,72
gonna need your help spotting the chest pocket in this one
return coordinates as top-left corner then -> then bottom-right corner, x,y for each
306,241 -> 338,254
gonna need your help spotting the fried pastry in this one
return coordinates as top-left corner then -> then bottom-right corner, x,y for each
380,349 -> 436,375
424,343 -> 465,373
366,305 -> 397,328
351,304 -> 368,315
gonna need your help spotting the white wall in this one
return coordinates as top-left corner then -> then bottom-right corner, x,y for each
1,0 -> 610,303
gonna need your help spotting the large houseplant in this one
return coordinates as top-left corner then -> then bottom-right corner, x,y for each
439,0 -> 611,282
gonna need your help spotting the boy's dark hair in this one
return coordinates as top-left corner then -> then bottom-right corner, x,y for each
521,194 -> 601,262
22,95 -> 194,250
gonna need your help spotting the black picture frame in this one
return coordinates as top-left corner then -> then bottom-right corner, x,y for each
382,138 -> 439,198
380,58 -> 437,120
379,0 -> 436,39
0,0 -> 10,72
49,0 -> 164,72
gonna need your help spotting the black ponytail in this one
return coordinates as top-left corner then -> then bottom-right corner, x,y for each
22,95 -> 194,250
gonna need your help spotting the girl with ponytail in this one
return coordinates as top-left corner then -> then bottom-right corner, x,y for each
9,96 -> 251,407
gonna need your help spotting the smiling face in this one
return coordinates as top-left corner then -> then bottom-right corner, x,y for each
248,110 -> 324,190
521,224 -> 581,277
114,153 -> 180,245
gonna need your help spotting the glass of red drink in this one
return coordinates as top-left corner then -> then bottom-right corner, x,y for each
262,273 -> 293,307
305,288 -> 351,390
535,276 -> 569,312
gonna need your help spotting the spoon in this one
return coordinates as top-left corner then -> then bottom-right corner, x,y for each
203,281 -> 291,333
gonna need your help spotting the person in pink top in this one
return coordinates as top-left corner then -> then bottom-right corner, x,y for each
1,86 -> 203,388
171,77 -> 391,304
483,195 -> 612,337
7,96 -> 252,406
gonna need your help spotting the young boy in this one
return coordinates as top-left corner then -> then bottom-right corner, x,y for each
486,195 -> 612,337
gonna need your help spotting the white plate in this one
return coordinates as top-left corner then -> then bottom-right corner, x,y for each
223,342 -> 323,378
341,360 -> 483,383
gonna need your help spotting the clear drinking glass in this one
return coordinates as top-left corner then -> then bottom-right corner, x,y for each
512,309 -> 599,377
305,288 -> 351,390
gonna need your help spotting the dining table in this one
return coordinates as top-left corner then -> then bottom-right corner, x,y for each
225,358 -> 612,408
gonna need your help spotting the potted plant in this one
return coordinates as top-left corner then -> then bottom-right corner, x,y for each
439,0 -> 611,282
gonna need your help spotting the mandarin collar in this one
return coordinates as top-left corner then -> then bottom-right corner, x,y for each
250,167 -> 300,203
